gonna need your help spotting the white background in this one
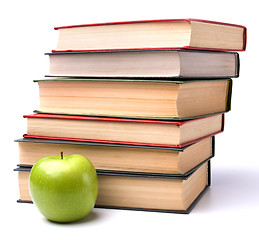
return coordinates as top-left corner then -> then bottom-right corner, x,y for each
1,0 -> 258,239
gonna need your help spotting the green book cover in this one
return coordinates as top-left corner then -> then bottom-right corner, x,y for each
33,78 -> 232,120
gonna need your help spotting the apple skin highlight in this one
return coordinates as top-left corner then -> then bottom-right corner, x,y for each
29,154 -> 98,223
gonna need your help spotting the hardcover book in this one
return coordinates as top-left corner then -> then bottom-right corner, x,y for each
15,136 -> 214,175
23,113 -> 224,148
15,160 -> 211,214
53,19 -> 246,52
46,50 -> 239,78
34,78 -> 232,119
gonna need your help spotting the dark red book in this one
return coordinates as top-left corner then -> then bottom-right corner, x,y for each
53,18 -> 246,52
23,113 -> 224,148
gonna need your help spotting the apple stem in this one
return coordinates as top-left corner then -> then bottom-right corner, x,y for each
61,151 -> 63,159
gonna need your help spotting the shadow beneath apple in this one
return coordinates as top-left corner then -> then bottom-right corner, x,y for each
75,211 -> 100,224
45,210 -> 100,225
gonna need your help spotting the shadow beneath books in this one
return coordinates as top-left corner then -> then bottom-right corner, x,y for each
193,165 -> 259,213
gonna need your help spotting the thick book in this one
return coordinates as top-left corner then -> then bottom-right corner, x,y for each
34,79 -> 232,119
53,19 -> 246,52
23,113 -> 224,148
15,160 -> 211,214
46,50 -> 239,78
15,136 -> 214,175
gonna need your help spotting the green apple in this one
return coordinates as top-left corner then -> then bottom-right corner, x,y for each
29,153 -> 98,223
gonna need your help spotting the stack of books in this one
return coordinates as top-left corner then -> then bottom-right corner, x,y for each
14,19 -> 247,213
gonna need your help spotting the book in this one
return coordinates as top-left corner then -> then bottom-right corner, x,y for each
15,160 -> 210,213
46,50 -> 239,78
23,113 -> 224,148
15,136 -> 214,175
34,79 -> 232,119
53,19 -> 246,52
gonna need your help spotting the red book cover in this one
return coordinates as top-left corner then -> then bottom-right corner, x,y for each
53,18 -> 247,52
23,113 -> 224,148
54,18 -> 246,30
